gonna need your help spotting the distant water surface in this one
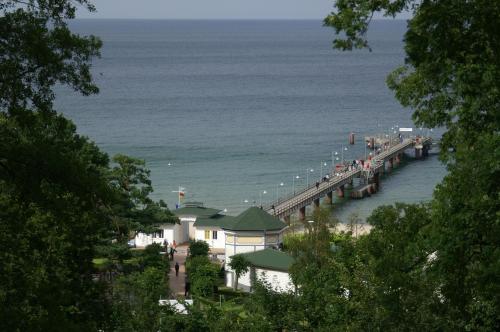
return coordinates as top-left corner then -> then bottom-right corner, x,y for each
56,20 -> 447,220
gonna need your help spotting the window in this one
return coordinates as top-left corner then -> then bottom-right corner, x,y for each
204,230 -> 210,240
212,231 -> 218,240
153,229 -> 164,238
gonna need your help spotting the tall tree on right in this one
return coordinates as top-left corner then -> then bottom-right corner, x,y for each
325,1 -> 499,330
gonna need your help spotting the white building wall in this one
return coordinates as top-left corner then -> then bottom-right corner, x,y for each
255,269 -> 294,293
194,227 -> 225,249
134,224 -> 176,248
231,268 -> 294,293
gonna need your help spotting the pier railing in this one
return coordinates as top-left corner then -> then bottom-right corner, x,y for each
264,136 -> 431,218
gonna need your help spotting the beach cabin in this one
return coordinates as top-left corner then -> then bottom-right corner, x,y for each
236,248 -> 295,293
223,207 -> 288,289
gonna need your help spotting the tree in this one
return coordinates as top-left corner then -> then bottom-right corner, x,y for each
0,109 -> 114,331
0,0 -> 101,114
324,0 -> 499,157
110,267 -> 169,331
189,240 -> 210,258
107,154 -> 177,243
141,243 -> 168,270
349,203 -> 443,331
1,1 -> 110,330
228,254 -> 250,290
185,256 -> 220,297
325,1 -> 500,329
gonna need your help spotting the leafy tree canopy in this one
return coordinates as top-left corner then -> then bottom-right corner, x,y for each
189,240 -> 210,258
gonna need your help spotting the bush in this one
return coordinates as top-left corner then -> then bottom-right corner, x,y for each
110,267 -> 169,331
189,240 -> 209,257
186,256 -> 220,297
141,243 -> 167,269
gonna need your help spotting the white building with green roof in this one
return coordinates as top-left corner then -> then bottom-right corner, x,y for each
223,207 -> 289,290
134,202 -> 222,248
236,248 -> 295,292
174,203 -> 221,243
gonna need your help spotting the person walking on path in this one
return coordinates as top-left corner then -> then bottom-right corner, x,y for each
167,243 -> 188,298
174,262 -> 180,277
169,246 -> 177,261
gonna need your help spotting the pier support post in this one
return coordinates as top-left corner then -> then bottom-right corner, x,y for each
373,172 -> 380,189
395,153 -> 402,165
324,191 -> 333,205
313,198 -> 320,209
415,148 -> 422,159
388,157 -> 393,170
298,206 -> 306,221
337,185 -> 345,198
423,145 -> 429,157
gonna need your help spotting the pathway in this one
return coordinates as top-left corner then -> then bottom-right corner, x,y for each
167,244 -> 189,298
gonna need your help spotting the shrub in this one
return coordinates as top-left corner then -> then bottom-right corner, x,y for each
189,240 -> 209,257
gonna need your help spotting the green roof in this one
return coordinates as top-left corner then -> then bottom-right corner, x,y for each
194,214 -> 235,228
238,248 -> 294,272
222,207 -> 286,231
173,206 -> 221,218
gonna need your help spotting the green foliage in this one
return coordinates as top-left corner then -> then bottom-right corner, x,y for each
140,243 -> 168,270
110,267 -> 169,331
0,1 -> 101,113
186,256 -> 220,297
228,254 -> 250,290
0,1 -> 110,329
0,112 -> 113,331
349,204 -> 443,330
0,1 -> 178,329
325,1 -> 500,329
107,154 -> 178,242
189,239 -> 210,257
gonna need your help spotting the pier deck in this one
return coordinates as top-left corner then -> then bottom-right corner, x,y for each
265,136 -> 431,220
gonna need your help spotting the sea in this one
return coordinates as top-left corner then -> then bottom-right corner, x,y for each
56,19 -> 447,221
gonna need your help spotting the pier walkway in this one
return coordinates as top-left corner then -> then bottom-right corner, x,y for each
265,136 -> 431,220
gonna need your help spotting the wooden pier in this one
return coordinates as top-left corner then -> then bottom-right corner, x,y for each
264,136 -> 432,220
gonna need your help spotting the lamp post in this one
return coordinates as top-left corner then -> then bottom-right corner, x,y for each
259,190 -> 267,207
292,175 -> 300,194
341,144 -> 348,164
320,162 -> 327,178
276,182 -> 284,202
306,168 -> 314,187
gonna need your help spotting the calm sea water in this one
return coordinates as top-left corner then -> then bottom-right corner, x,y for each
56,20 -> 446,221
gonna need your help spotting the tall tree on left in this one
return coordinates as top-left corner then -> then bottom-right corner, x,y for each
0,1 -> 112,331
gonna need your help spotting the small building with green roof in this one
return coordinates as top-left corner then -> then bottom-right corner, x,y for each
134,202 -> 223,248
223,207 -> 288,289
174,202 -> 221,243
231,248 -> 295,292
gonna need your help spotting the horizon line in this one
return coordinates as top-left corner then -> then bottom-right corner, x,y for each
74,17 -> 408,21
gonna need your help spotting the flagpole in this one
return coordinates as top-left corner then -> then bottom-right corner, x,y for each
172,186 -> 185,209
